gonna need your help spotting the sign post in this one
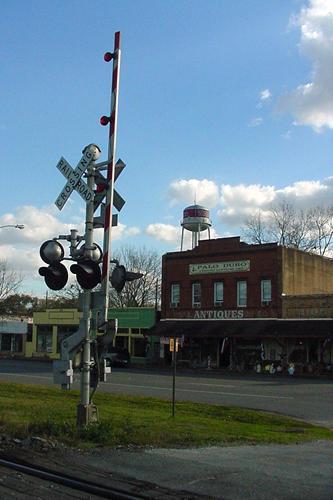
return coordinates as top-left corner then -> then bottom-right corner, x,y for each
170,337 -> 178,417
77,145 -> 101,426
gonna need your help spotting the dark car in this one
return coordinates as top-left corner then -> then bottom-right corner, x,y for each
102,347 -> 130,367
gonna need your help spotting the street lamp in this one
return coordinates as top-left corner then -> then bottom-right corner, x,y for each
0,224 -> 24,230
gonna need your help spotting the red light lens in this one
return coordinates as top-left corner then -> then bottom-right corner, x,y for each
100,116 -> 110,126
96,183 -> 108,193
104,52 -> 113,62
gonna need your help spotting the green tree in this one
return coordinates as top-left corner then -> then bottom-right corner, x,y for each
0,293 -> 37,317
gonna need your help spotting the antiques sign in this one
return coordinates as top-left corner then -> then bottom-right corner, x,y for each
189,260 -> 250,275
194,309 -> 244,319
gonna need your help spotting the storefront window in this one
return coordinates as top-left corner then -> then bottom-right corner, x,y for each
131,338 -> 146,357
171,283 -> 180,307
115,335 -> 128,349
261,279 -> 272,303
117,328 -> 129,334
237,281 -> 247,307
0,334 -> 23,352
1,334 -> 11,351
11,335 -> 22,352
37,325 -> 53,353
214,282 -> 224,305
192,282 -> 201,307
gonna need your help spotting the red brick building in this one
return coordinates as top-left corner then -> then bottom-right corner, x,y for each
155,237 -> 333,373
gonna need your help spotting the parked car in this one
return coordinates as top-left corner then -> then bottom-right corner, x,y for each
102,347 -> 130,367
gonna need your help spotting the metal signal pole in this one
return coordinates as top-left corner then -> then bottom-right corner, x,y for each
100,32 -> 121,332
77,146 -> 101,427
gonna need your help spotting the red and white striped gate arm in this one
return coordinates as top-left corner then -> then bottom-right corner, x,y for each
101,31 -> 121,323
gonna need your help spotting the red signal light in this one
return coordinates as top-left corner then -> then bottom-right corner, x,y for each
96,183 -> 108,193
100,116 -> 110,126
104,52 -> 113,62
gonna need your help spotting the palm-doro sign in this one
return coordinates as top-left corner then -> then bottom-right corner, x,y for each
189,260 -> 250,275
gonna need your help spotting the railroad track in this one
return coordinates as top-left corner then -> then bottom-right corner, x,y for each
0,455 -> 148,499
0,453 -> 202,500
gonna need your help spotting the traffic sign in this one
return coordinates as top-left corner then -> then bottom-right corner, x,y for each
94,159 -> 126,212
55,151 -> 95,210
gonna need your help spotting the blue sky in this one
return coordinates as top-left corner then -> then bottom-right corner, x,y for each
1,0 -> 333,295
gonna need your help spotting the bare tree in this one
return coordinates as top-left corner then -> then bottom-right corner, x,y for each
53,282 -> 81,309
0,260 -> 23,315
242,210 -> 268,244
242,201 -> 333,256
308,206 -> 333,255
109,246 -> 161,308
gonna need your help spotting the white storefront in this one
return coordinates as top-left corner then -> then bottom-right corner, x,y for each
0,318 -> 31,356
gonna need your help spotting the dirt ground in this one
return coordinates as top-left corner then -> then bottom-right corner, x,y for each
1,436 -> 333,499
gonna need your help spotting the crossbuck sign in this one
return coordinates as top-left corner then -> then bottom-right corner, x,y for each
55,149 -> 95,210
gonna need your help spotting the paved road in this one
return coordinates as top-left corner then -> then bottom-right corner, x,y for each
78,440 -> 333,499
1,359 -> 333,427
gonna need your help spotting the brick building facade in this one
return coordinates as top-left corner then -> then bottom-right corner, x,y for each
155,237 -> 333,373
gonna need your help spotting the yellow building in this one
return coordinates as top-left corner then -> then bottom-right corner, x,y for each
25,309 -> 82,360
26,307 -> 157,363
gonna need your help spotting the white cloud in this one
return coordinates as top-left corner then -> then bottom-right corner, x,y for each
218,177 -> 333,226
0,205 -> 77,246
279,0 -> 333,131
248,117 -> 263,127
260,89 -> 271,101
111,223 -> 140,241
146,223 -> 180,243
168,179 -> 219,208
0,245 -> 40,274
280,179 -> 327,198
221,183 -> 276,208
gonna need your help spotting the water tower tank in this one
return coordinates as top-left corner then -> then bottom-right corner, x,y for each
181,204 -> 212,250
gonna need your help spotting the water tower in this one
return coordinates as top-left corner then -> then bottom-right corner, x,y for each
181,204 -> 212,250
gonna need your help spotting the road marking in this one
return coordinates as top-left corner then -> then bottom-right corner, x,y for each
183,382 -> 235,388
105,382 -> 294,400
0,374 -> 293,399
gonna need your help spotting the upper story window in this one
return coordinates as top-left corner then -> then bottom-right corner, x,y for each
214,282 -> 224,306
170,283 -> 180,307
261,279 -> 272,304
192,282 -> 201,308
237,281 -> 247,307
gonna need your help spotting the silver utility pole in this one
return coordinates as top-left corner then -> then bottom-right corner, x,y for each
77,145 -> 101,427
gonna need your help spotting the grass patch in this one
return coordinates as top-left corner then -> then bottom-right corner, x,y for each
0,381 -> 332,448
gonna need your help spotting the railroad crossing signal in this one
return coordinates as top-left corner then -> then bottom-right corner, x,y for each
55,156 -> 94,209
93,159 -> 126,213
110,263 -> 143,293
39,240 -> 69,290
70,260 -> 101,290
55,145 -> 100,210
54,152 -> 126,227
